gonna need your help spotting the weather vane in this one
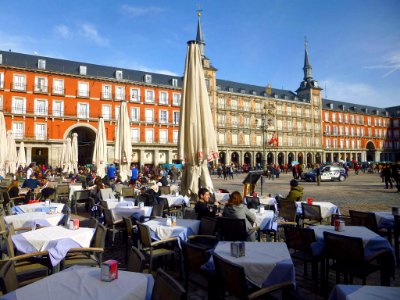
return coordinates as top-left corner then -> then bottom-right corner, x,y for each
304,36 -> 308,50
197,2 -> 202,17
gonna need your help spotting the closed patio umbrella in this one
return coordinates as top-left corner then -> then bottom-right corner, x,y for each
62,137 -> 73,174
5,130 -> 17,175
59,140 -> 67,169
114,101 -> 132,182
16,142 -> 27,170
71,133 -> 79,174
0,112 -> 7,177
92,117 -> 107,178
178,41 -> 218,197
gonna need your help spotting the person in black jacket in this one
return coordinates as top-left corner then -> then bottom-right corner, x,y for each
194,188 -> 219,220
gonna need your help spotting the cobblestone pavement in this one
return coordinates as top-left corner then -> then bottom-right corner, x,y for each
79,171 -> 399,299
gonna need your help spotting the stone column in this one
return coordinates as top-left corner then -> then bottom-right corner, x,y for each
139,149 -> 145,170
154,149 -> 159,166
168,149 -> 173,164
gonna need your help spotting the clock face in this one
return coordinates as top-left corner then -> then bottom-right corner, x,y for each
314,81 -> 318,87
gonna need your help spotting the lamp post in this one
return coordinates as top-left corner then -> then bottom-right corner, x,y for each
261,102 -> 275,171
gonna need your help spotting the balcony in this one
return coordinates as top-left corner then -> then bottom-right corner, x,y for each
34,85 -> 48,94
52,87 -> 65,96
101,92 -> 113,100
131,137 -> 140,143
144,117 -> 154,123
159,138 -> 168,144
77,90 -> 90,98
11,82 -> 27,92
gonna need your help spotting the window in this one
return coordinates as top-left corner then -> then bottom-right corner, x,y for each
219,133 -> 225,144
12,74 -> 26,91
361,128 -> 365,136
351,140 -> 355,149
351,127 -> 354,136
326,139 -> 330,148
287,120 -> 292,129
102,105 -> 112,120
255,103 -> 261,112
277,120 -> 283,130
232,133 -> 238,145
357,140 -> 361,149
172,93 -> 181,106
173,131 -> 179,144
159,130 -> 168,144
173,111 -> 180,124
145,90 -> 155,103
243,101 -> 249,111
115,70 -> 123,80
333,139 -> 337,149
344,114 -> 349,123
0,54 -> 2,64
145,109 -> 154,122
131,128 -> 140,143
231,99 -> 237,110
38,59 -> 46,70
296,107 -> 302,117
159,110 -> 168,124
130,88 -> 140,102
367,117 -> 371,125
244,134 -> 250,145
102,85 -> 112,100
12,97 -> 26,114
325,125 -> 330,134
356,127 -> 360,136
172,78 -> 178,87
159,92 -> 168,105
144,74 -> 152,83
244,117 -> 250,127
78,82 -> 89,97
256,135 -> 262,146
35,123 -> 46,140
217,114 -> 225,126
77,103 -> 89,118
0,72 -> 4,89
0,95 -> 2,110
34,76 -> 47,93
297,121 -> 302,129
332,113 -> 336,122
12,122 -> 24,139
288,136 -> 293,146
287,106 -> 292,116
340,139 -> 344,149
218,97 -> 225,109
52,100 -> 64,117
231,116 -> 238,127
368,128 -> 372,136
338,113 -> 343,123
130,107 -> 140,122
115,106 -> 120,120
34,99 -> 48,116
324,112 -> 329,122
350,115 -> 355,124
333,126 -> 338,135
52,79 -> 64,95
145,129 -> 154,143
115,86 -> 125,100
79,65 -> 87,75
305,109 -> 310,117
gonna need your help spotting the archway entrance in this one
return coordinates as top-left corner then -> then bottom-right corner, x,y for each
298,152 -> 304,164
366,141 -> 375,162
267,152 -> 274,164
219,152 -> 226,165
315,153 -> 321,164
231,152 -> 239,166
288,152 -> 294,164
306,153 -> 312,166
255,152 -> 262,168
278,152 -> 284,165
244,152 -> 251,165
69,127 -> 96,166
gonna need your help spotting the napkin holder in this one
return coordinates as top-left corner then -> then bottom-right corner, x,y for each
138,201 -> 144,208
101,260 -> 118,282
230,241 -> 245,258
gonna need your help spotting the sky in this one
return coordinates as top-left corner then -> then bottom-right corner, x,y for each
0,0 -> 399,108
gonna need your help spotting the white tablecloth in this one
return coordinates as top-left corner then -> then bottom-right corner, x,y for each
5,212 -> 64,228
205,242 -> 295,288
144,218 -> 200,241
12,226 -> 95,266
104,199 -> 136,209
249,209 -> 277,231
15,202 -> 65,214
296,201 -> 339,219
159,195 -> 189,207
2,265 -> 154,300
329,284 -> 400,300
374,211 -> 394,230
214,192 -> 230,203
112,206 -> 152,222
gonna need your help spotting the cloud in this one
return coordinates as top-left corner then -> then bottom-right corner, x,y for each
79,23 -> 109,46
321,79 -> 379,106
364,50 -> 400,77
0,30 -> 37,53
54,25 -> 73,39
121,4 -> 164,17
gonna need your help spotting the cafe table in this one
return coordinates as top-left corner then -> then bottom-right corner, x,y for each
329,284 -> 400,300
296,201 -> 339,219
12,226 -> 95,266
144,218 -> 200,241
159,195 -> 190,207
374,211 -> 394,230
111,205 -> 152,222
1,265 -> 154,300
204,242 -> 295,288
4,212 -> 64,229
249,209 -> 277,231
14,202 -> 65,214
104,198 -> 136,209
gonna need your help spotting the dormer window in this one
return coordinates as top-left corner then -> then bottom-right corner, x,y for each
171,78 -> 178,87
144,74 -> 152,84
365,108 -> 368,114
385,112 -> 389,117
263,92 -> 267,97
329,103 -> 334,109
252,91 -> 257,95
341,105 -> 346,111
79,65 -> 87,75
216,85 -> 221,91
240,89 -> 245,94
274,94 -> 278,99
0,54 -> 2,64
376,110 -> 379,115
115,70 -> 123,80
228,87 -> 233,92
294,96 -> 298,101
38,59 -> 46,70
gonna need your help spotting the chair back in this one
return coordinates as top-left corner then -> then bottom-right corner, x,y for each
245,196 -> 260,210
330,213 -> 352,226
56,184 -> 69,195
159,186 -> 171,195
0,260 -> 18,294
123,217 -> 134,237
58,213 -> 70,226
75,190 -> 90,201
122,187 -> 135,198
199,217 -> 218,236
91,223 -> 107,248
283,225 -> 316,253
279,200 -> 297,222
137,222 -> 152,249
100,188 -> 116,200
103,208 -> 115,226
151,204 -> 164,218
181,241 -> 210,272
217,217 -> 247,241
213,253 -> 248,299
157,197 -> 169,211
349,210 -> 379,232
5,231 -> 15,258
151,269 -> 187,300
87,217 -> 99,229
301,203 -> 322,221
183,208 -> 198,220
127,246 -> 146,273
323,231 -> 365,264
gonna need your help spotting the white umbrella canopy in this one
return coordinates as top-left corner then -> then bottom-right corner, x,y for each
0,112 -> 7,177
71,133 -> 79,174
178,41 -> 219,197
92,117 -> 107,178
62,137 -> 74,174
16,142 -> 27,170
114,101 -> 132,182
59,140 -> 67,169
5,130 -> 17,175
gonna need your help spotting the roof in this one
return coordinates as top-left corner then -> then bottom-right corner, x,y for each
0,50 -> 183,88
321,98 -> 395,117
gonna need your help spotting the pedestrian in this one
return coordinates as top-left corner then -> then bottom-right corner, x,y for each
382,164 -> 393,189
315,164 -> 321,186
391,163 -> 400,192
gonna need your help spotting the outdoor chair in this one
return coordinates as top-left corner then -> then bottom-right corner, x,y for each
123,217 -> 138,261
136,222 -> 176,272
55,184 -> 69,204
2,190 -> 24,207
80,217 -> 99,229
217,217 -> 247,241
0,260 -> 18,295
330,213 -> 352,226
62,223 -> 107,269
349,210 -> 391,242
394,214 -> 400,266
278,199 -> 298,225
127,246 -> 146,273
188,217 -> 218,250
151,268 -> 187,300
182,207 -> 198,220
213,252 -> 295,299
245,196 -> 260,210
100,188 -> 116,200
121,187 -> 135,199
301,203 -> 324,227
73,189 -> 91,214
159,186 -> 171,195
103,208 -> 126,245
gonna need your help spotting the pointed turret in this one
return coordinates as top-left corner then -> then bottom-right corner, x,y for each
196,10 -> 205,57
296,37 -> 320,93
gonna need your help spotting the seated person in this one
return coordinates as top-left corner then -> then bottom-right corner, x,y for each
22,174 -> 40,190
7,179 -> 20,198
285,179 -> 304,202
194,188 -> 219,220
223,191 -> 256,241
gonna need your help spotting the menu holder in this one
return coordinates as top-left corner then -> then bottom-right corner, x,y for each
230,241 -> 245,258
101,260 -> 119,282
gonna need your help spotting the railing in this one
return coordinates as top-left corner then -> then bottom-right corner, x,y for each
34,85 -> 48,93
52,87 -> 65,95
11,82 -> 26,91
77,90 -> 89,98
101,92 -> 113,100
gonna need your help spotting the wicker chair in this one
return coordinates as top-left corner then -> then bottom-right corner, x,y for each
301,203 -> 324,227
0,260 -> 18,294
151,268 -> 187,300
188,217 -> 218,250
127,246 -> 146,273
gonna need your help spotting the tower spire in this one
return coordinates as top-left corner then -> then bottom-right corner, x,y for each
196,6 -> 205,57
303,36 -> 312,81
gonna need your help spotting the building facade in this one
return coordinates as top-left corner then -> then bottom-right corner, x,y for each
0,16 -> 399,169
